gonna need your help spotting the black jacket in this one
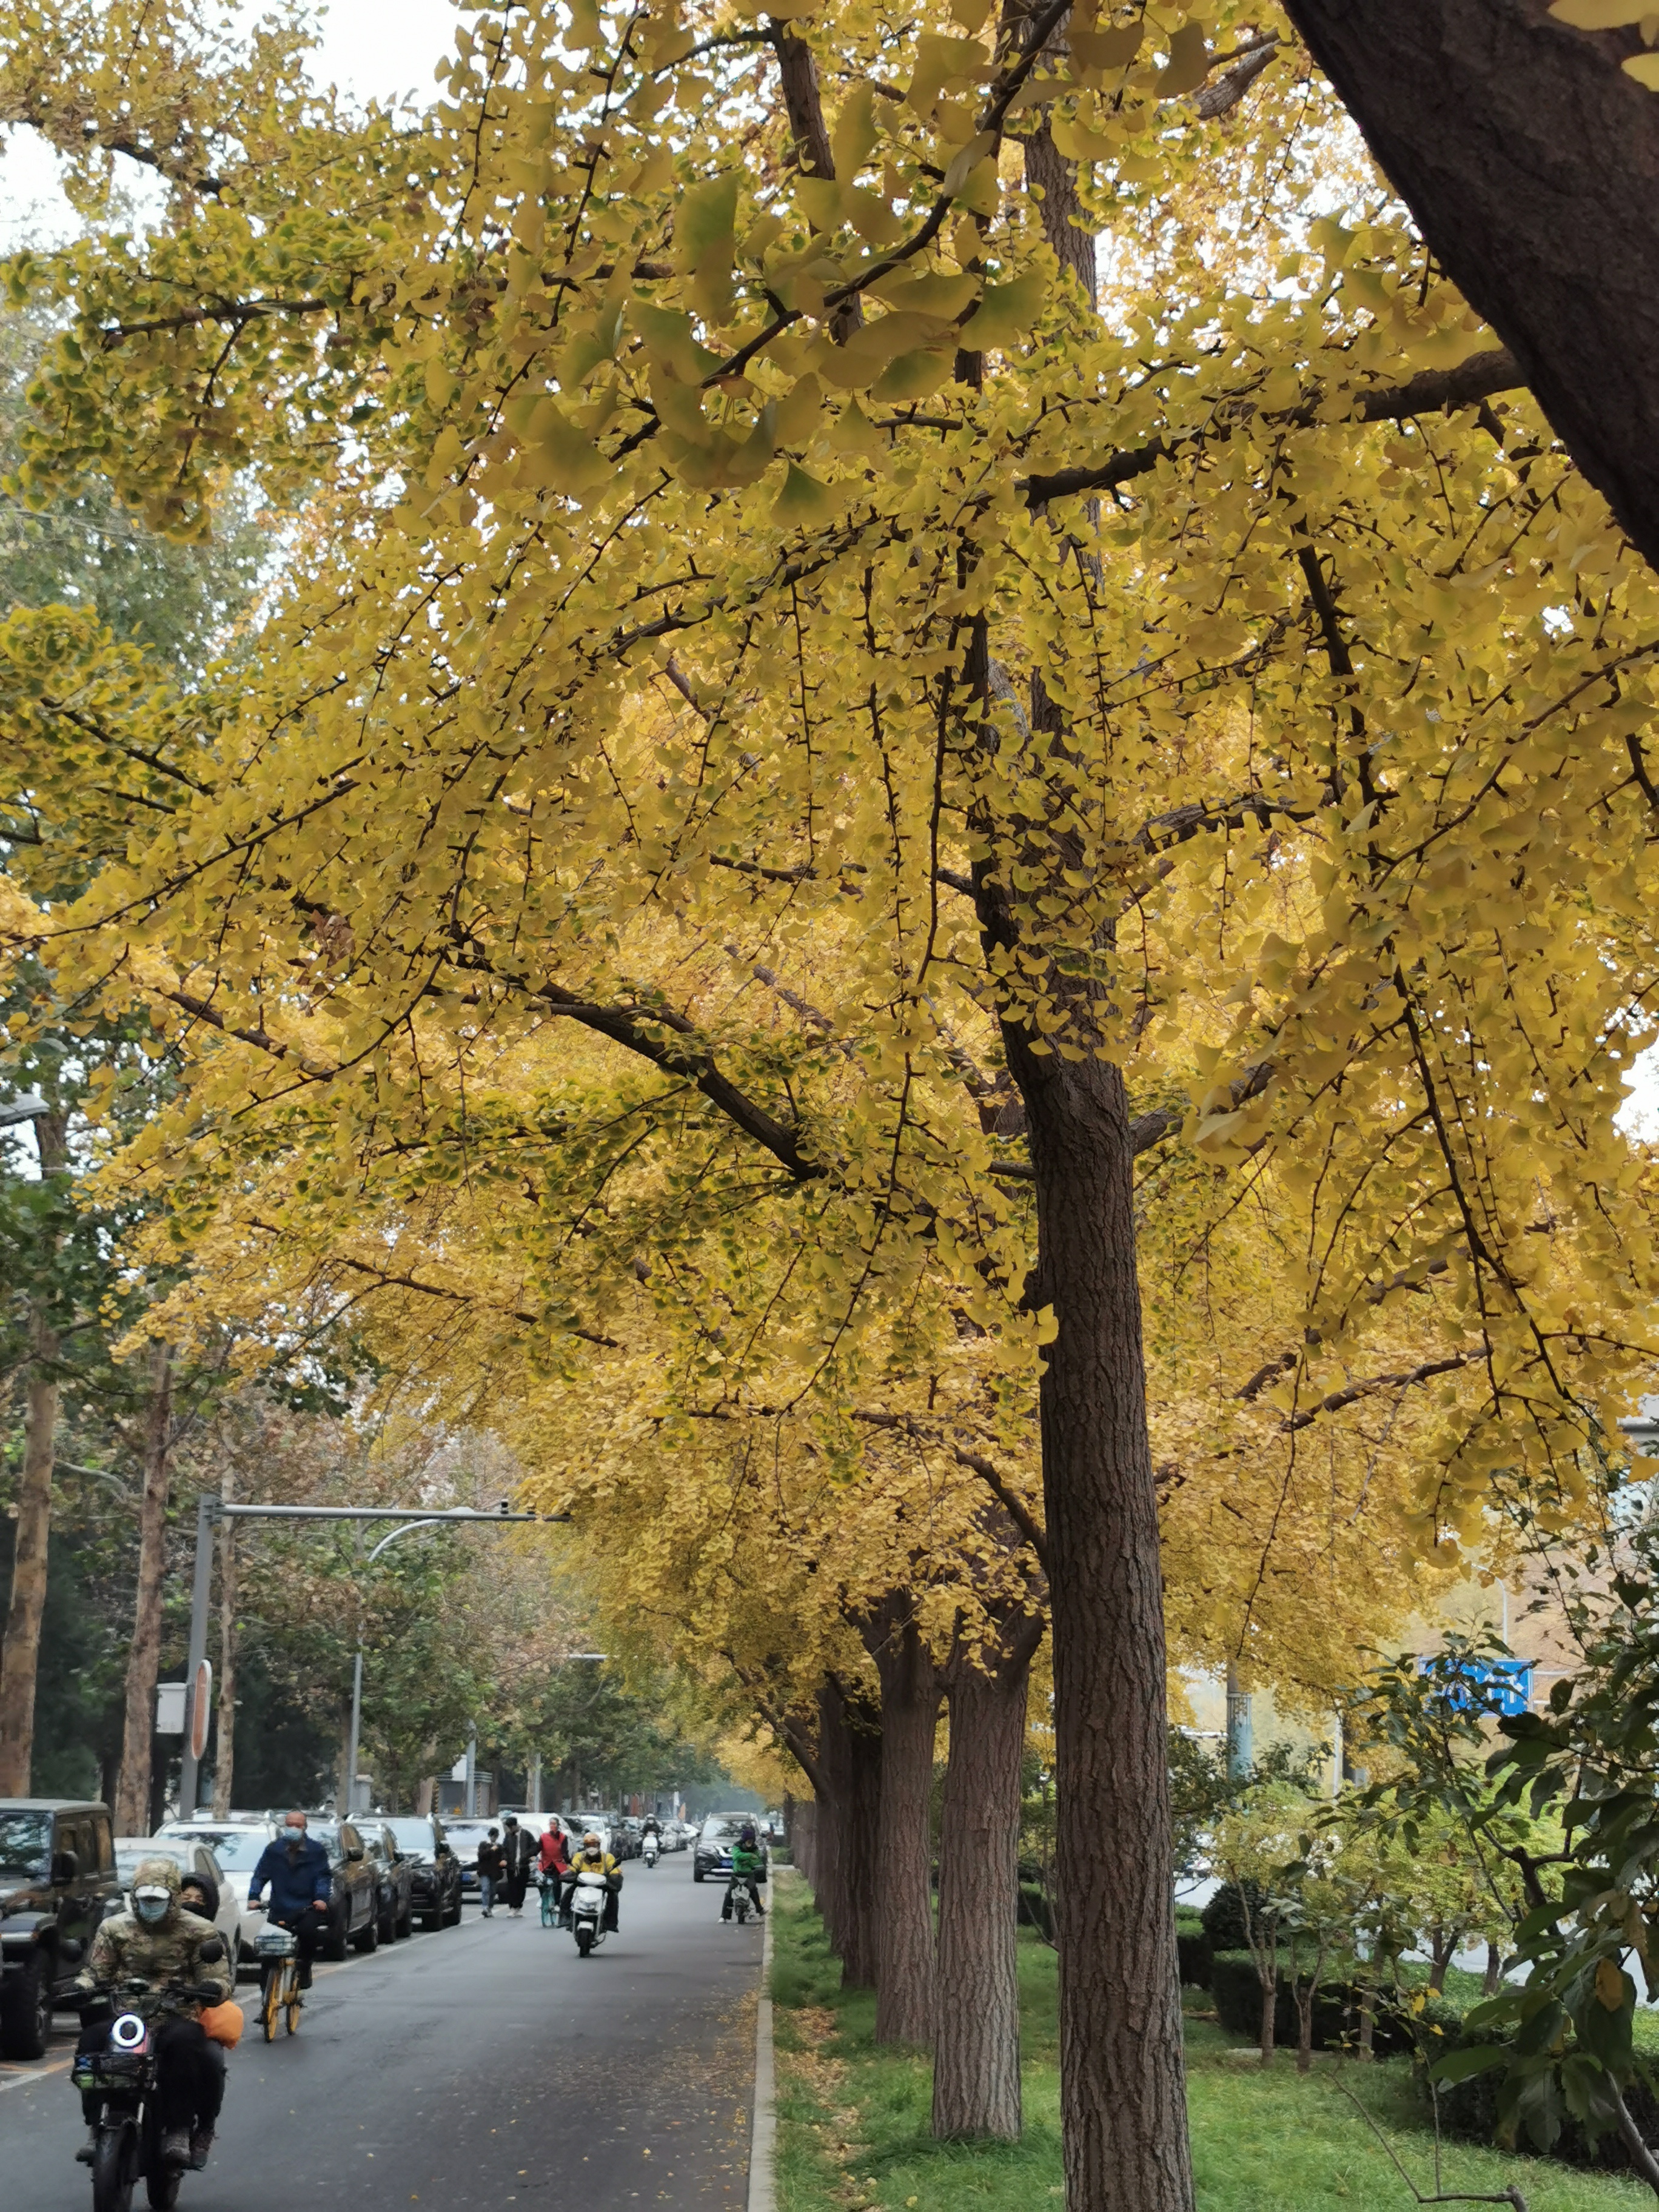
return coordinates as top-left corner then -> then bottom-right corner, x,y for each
501,1827 -> 534,1874
476,1842 -> 508,1882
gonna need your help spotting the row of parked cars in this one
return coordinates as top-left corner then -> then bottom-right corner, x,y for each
0,1798 -> 478,2060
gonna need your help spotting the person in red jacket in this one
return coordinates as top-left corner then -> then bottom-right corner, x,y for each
537,1822 -> 571,1926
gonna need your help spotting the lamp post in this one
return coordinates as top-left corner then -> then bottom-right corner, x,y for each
177,1501 -> 548,1818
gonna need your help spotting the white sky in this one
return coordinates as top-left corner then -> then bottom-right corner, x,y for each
0,0 -> 466,247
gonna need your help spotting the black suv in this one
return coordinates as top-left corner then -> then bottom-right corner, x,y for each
303,1820 -> 382,1959
0,1800 -> 122,2059
377,1817 -> 463,1931
357,1820 -> 417,1943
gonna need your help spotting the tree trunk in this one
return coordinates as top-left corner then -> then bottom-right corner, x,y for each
814,1674 -> 881,1989
1279,0 -> 1659,574
1258,1968 -> 1277,2066
933,1645 -> 1031,2140
114,1342 -> 175,1835
212,1476 -> 238,1817
859,1597 -> 940,2045
1483,1942 -> 1504,1998
0,1108 -> 68,1797
1358,1979 -> 1375,2061
415,1774 -> 435,1817
1428,1928 -> 1456,1994
1013,1050 -> 1196,2203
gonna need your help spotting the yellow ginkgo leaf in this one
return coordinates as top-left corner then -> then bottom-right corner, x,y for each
957,270 -> 1047,352
1549,0 -> 1650,24
770,461 -> 836,526
869,347 -> 954,403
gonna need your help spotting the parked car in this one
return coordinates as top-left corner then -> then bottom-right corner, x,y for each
301,1820 -> 381,1958
0,1800 -> 122,2058
377,1816 -> 463,1931
355,1820 -> 417,1942
155,1817 -> 277,1968
438,1818 -> 501,1897
114,1837 -> 243,1974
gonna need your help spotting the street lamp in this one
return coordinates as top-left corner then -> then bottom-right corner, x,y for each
341,1518 -> 452,1820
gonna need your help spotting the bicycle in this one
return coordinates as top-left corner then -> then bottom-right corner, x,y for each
253,1925 -> 301,2043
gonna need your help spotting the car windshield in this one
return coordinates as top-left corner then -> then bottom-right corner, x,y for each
443,1823 -> 497,1851
115,1845 -> 188,1884
0,1811 -> 52,1880
163,1829 -> 267,1872
307,1826 -> 340,1855
380,1820 -> 435,1853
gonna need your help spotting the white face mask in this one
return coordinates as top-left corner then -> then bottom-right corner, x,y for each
135,1896 -> 169,1926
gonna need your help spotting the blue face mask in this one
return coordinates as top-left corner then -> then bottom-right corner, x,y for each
135,1895 -> 169,1926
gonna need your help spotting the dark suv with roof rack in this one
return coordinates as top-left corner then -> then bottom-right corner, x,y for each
0,1800 -> 122,2059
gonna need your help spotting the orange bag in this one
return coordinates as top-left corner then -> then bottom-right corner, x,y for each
199,2002 -> 244,2049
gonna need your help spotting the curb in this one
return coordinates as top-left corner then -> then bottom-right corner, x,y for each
748,1874 -> 778,2212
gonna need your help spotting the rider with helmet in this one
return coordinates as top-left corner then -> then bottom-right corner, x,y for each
560,1831 -> 622,1931
73,1855 -> 233,2173
723,1823 -> 767,1920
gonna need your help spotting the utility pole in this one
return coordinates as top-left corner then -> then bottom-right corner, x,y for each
464,1732 -> 478,1818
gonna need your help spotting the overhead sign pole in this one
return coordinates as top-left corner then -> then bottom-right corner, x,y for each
176,1501 -> 548,1820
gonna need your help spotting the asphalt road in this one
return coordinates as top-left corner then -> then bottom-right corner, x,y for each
0,1852 -> 764,2211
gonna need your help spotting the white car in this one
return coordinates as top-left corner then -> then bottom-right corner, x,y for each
115,1837 -> 246,1975
155,1819 -> 280,1971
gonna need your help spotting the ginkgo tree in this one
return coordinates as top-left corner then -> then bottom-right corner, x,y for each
4,2 -> 1659,2205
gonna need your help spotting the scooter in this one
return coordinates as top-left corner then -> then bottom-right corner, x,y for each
642,1833 -> 659,1868
569,1868 -> 612,1957
71,1972 -> 226,2212
724,1872 -> 756,1926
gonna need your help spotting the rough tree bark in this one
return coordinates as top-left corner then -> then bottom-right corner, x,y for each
0,1107 -> 69,1797
1279,0 -> 1659,572
814,1674 -> 882,1989
114,1341 -> 175,1835
857,1596 -> 942,2046
933,1607 -> 1044,2140
212,1460 -> 238,1816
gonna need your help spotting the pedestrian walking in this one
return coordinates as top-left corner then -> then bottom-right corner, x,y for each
501,1814 -> 534,1916
476,1828 -> 507,1916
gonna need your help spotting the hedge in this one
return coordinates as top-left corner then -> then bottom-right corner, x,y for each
1426,2005 -> 1659,2173
1176,1907 -> 1210,1988
1208,1949 -> 1425,2057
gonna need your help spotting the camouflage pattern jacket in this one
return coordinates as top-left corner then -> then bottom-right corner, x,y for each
78,1907 -> 233,2019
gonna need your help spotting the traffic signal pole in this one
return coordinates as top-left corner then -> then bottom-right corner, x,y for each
176,1500 -> 543,1818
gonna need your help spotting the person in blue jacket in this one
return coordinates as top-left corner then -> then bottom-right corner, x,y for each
248,1811 -> 333,1990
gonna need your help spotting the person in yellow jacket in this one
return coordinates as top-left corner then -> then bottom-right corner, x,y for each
560,1833 -> 622,1932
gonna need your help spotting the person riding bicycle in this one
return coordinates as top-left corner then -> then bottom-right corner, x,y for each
247,1811 -> 332,1990
561,1831 -> 622,1932
537,1821 -> 572,1923
722,1823 -> 766,1920
73,1855 -> 233,2174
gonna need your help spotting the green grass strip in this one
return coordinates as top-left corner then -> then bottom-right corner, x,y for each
768,1874 -> 1651,2212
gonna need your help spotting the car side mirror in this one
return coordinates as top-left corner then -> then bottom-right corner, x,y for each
346,1846 -> 364,1862
52,1849 -> 79,1883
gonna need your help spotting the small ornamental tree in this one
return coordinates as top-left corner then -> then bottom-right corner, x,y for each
1209,1781 -> 1309,2065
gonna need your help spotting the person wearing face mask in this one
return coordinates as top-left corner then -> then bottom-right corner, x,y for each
247,1811 -> 333,1991
72,1855 -> 233,2173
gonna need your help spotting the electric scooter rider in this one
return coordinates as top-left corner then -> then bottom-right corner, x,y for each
560,1832 -> 622,1932
72,1855 -> 233,2173
246,1811 -> 333,1990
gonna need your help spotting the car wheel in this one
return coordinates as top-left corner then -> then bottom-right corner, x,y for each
323,1912 -> 349,1963
353,1908 -> 380,1954
0,1948 -> 51,2059
398,1900 -> 414,1939
447,1891 -> 463,1926
421,1905 -> 441,1932
693,1868 -> 705,1883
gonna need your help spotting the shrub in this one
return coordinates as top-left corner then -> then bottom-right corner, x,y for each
1017,1883 -> 1053,1941
1425,2009 -> 1659,2171
1207,1949 -> 1425,2057
1200,1880 -> 1264,1954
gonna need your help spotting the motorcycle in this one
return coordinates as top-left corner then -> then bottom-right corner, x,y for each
71,1974 -> 225,2212
642,1833 -> 659,1868
568,1867 -> 612,1957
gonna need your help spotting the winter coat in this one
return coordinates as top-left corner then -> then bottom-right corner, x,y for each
501,1826 -> 534,1875
731,1840 -> 766,1878
475,1842 -> 508,1882
79,1858 -> 233,2020
537,1831 -> 570,1876
248,1834 -> 333,1919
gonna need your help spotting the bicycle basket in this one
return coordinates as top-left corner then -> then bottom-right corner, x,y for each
82,2049 -> 149,2085
255,1926 -> 298,1959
